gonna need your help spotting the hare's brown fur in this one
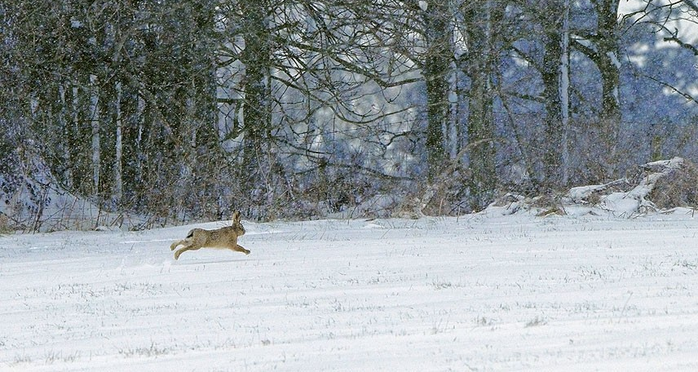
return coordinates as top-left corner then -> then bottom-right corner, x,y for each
170,211 -> 249,260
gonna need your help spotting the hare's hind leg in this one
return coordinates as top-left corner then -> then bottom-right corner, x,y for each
232,244 -> 250,255
172,229 -> 197,252
170,240 -> 186,251
174,243 -> 202,260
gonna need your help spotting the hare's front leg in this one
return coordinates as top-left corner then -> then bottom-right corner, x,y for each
232,244 -> 251,255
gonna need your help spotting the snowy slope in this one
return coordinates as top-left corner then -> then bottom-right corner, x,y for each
2,210 -> 698,371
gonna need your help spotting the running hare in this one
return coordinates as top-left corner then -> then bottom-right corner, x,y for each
170,211 -> 249,260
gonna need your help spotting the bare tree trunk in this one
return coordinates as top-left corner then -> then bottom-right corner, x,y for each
463,1 -> 498,210
596,0 -> 622,174
239,0 -> 273,212
114,81 -> 123,204
448,70 -> 460,160
596,0 -> 622,124
89,74 -> 100,193
71,83 -> 82,191
542,18 -> 563,188
541,0 -> 571,188
560,0 -> 571,185
58,83 -> 72,187
422,0 -> 451,181
573,0 -> 622,178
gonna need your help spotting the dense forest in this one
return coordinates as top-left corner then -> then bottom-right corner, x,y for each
1,0 -> 697,230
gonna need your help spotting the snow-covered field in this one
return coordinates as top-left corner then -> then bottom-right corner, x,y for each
2,209 -> 698,371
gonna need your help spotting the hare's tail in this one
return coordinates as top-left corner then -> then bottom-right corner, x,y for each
185,229 -> 195,239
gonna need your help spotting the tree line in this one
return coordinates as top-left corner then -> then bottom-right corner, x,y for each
1,0 -> 696,227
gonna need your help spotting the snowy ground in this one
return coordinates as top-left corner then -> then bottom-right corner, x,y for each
2,208 -> 698,371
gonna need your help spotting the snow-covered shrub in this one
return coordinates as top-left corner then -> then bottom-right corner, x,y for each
644,158 -> 698,210
564,157 -> 695,216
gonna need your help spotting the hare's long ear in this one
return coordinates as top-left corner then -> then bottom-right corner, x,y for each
232,211 -> 241,222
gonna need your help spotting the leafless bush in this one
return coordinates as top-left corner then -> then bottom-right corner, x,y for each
416,164 -> 473,216
0,213 -> 11,234
647,159 -> 698,209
